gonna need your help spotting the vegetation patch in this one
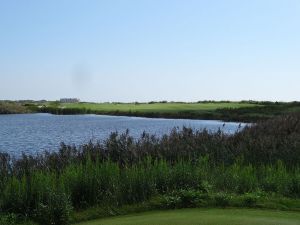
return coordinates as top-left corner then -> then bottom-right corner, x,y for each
0,101 -> 30,114
38,101 -> 300,122
2,100 -> 300,122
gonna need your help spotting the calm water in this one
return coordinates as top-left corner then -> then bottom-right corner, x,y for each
0,114 -> 247,156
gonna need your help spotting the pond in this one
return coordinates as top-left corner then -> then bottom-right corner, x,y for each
0,113 -> 247,156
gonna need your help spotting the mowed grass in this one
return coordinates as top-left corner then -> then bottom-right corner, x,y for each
35,101 -> 300,121
76,208 -> 300,225
61,102 -> 257,113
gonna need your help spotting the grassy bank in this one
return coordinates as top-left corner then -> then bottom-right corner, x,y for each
0,113 -> 299,224
38,101 -> 258,122
76,208 -> 300,225
38,101 -> 300,122
2,100 -> 300,122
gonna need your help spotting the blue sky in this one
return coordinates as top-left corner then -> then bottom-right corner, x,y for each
0,0 -> 299,102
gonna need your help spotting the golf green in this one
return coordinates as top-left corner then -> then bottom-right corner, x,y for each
76,208 -> 300,225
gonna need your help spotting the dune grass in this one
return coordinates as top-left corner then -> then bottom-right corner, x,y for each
76,208 -> 300,225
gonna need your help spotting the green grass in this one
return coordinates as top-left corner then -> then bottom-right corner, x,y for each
3,100 -> 300,122
61,102 -> 256,113
41,101 -> 300,122
75,208 -> 300,225
55,101 -> 262,121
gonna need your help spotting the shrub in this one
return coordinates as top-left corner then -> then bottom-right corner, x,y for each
214,193 -> 231,207
162,195 -> 181,209
34,191 -> 72,225
176,189 -> 210,208
157,190 -> 211,209
0,213 -> 17,225
290,169 -> 300,198
241,193 -> 259,207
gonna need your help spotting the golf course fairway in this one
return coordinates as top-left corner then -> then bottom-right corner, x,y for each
76,208 -> 300,225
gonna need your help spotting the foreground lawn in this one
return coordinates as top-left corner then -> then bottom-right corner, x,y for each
76,208 -> 300,225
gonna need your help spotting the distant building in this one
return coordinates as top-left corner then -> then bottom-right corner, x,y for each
60,98 -> 80,103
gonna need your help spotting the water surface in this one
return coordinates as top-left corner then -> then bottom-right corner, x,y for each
0,114 -> 247,156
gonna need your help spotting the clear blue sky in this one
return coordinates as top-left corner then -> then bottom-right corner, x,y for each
0,0 -> 299,102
